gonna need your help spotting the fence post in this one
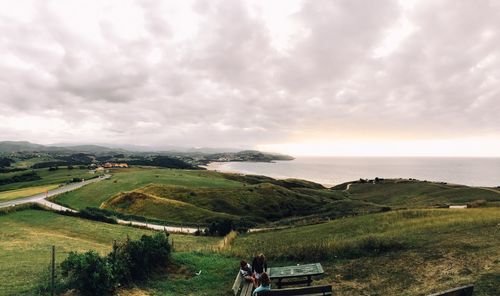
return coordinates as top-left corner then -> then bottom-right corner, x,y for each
51,245 -> 55,296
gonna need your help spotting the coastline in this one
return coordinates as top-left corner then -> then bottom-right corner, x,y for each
201,157 -> 500,188
202,161 -> 335,188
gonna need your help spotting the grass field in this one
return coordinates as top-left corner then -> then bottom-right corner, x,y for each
229,208 -> 500,296
0,184 -> 59,201
0,168 -> 95,192
53,168 -> 386,225
0,209 -> 221,296
103,191 -> 237,224
342,179 -> 500,207
52,168 -> 244,210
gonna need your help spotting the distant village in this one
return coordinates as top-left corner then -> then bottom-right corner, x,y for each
89,162 -> 128,174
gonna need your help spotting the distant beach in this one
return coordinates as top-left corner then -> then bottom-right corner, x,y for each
204,157 -> 500,187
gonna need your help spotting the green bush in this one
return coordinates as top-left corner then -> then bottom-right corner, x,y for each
60,251 -> 115,296
59,233 -> 171,294
110,232 -> 171,282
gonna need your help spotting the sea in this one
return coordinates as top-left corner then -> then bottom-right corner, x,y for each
205,157 -> 500,187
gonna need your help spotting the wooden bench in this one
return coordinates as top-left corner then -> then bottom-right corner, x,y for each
255,285 -> 332,296
427,285 -> 474,296
232,272 -> 254,296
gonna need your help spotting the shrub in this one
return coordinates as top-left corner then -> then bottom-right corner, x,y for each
58,208 -> 117,224
205,217 -> 257,236
109,233 -> 171,283
60,251 -> 115,296
206,218 -> 234,236
0,171 -> 41,185
60,233 -> 171,294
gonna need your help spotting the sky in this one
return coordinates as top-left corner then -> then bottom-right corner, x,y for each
0,0 -> 499,156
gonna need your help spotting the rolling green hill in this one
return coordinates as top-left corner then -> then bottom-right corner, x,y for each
229,208 -> 500,296
52,169 -> 500,227
102,191 -> 237,223
51,168 -> 244,210
52,168 -> 386,225
340,179 -> 500,207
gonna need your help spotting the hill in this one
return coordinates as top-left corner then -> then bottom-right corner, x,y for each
102,191 -> 237,224
52,168 -> 386,226
228,208 -> 500,296
338,178 -> 500,207
0,141 -> 127,154
51,169 -> 500,227
0,141 -> 63,153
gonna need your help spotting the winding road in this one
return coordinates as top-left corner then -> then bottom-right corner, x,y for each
0,174 -> 198,234
0,175 -> 111,209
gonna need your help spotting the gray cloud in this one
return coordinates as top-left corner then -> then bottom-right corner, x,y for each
0,0 -> 499,149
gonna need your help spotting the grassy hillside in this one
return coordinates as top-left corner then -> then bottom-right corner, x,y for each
103,191 -> 237,223
0,209 -> 220,296
53,168 -> 386,225
138,183 -> 328,221
229,208 -> 500,296
339,179 -> 500,207
52,168 -> 243,210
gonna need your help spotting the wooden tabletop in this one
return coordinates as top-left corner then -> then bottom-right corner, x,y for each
268,263 -> 324,279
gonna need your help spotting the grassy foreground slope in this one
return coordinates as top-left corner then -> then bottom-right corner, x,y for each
0,209 -> 220,296
230,208 -> 500,296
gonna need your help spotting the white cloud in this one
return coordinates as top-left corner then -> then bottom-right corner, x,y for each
0,0 -> 499,155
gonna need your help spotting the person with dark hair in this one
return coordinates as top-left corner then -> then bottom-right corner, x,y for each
252,272 -> 271,295
240,260 -> 254,282
252,253 -> 268,280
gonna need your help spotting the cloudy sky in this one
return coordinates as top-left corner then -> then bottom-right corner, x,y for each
1,0 -> 499,156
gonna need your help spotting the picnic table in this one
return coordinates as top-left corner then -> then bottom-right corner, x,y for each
268,263 -> 324,289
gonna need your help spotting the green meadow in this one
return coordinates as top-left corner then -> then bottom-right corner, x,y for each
52,168 -> 244,210
1,168 -> 500,295
0,209 -> 222,296
53,168 -> 387,226
229,208 -> 500,296
343,179 -> 500,207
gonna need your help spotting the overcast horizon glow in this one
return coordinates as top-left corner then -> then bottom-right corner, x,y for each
1,0 -> 499,156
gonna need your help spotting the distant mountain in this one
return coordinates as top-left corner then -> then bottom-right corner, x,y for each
0,141 -> 68,152
0,141 -> 124,154
52,144 -> 127,153
0,141 -> 293,162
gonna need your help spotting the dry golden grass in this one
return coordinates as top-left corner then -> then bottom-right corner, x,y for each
0,184 -> 59,201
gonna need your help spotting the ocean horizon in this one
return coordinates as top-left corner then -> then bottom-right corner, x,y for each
205,156 -> 500,187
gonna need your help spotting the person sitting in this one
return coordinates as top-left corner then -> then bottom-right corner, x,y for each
240,260 -> 254,282
252,253 -> 268,280
252,272 -> 271,295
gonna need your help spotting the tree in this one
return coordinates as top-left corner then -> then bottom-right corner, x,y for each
0,157 -> 11,168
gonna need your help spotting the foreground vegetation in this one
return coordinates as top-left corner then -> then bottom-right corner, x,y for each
229,208 -> 500,296
0,209 -> 221,295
